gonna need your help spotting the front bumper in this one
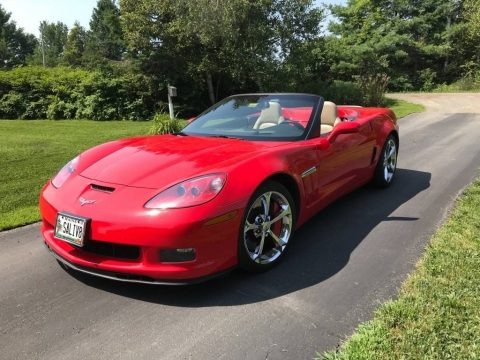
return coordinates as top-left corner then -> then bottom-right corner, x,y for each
40,177 -> 244,283
44,241 -> 233,285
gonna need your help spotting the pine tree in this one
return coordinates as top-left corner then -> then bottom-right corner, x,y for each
85,0 -> 124,62
329,0 -> 466,90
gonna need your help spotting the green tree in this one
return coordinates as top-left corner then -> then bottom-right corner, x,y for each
122,0 -> 271,104
464,0 -> 480,36
31,21 -> 68,67
63,21 -> 87,66
268,0 -> 325,92
329,0 -> 465,91
85,0 -> 124,62
0,4 -> 37,68
120,0 -> 322,107
173,0 -> 281,104
461,0 -> 480,73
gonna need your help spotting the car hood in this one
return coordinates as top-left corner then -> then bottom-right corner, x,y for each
80,135 -> 277,189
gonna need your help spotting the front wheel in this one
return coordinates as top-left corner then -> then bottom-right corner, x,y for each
373,134 -> 398,187
238,181 -> 296,272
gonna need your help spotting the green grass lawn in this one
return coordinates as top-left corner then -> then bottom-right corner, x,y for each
320,179 -> 480,359
385,98 -> 426,119
0,120 -> 151,231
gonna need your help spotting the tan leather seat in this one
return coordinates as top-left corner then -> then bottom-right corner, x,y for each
253,101 -> 285,129
320,101 -> 342,134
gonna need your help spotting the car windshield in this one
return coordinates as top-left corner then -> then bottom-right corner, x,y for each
182,94 -> 320,141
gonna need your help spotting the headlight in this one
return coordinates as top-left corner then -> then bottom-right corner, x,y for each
145,174 -> 226,209
51,156 -> 80,188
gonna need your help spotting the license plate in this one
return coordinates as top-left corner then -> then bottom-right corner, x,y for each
54,213 -> 88,247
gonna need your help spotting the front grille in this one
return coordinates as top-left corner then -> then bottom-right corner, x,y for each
82,240 -> 140,260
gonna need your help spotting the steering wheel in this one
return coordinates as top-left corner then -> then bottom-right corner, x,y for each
280,119 -> 305,131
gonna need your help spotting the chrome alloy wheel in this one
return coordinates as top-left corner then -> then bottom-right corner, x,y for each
383,138 -> 397,183
243,191 -> 293,264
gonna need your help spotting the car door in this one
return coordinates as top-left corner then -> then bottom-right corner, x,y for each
301,121 -> 375,211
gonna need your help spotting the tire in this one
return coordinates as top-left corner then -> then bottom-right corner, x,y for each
373,134 -> 398,188
238,181 -> 296,272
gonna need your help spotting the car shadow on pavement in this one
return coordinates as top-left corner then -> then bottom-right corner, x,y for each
67,168 -> 431,306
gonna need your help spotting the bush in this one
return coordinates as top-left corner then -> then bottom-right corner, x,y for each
323,81 -> 364,105
0,66 -> 156,120
21,98 -> 49,119
321,79 -> 389,107
419,69 -> 437,91
149,113 -> 185,135
435,71 -> 480,92
0,92 -> 25,118
46,97 -> 77,120
356,73 -> 389,106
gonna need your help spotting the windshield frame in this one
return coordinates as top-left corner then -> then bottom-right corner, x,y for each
182,93 -> 324,142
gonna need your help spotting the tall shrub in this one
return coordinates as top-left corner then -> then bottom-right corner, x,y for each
0,66 -> 155,120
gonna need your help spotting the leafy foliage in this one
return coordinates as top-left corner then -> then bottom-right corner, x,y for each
0,92 -> 24,118
149,113 -> 184,135
85,0 -> 125,62
0,66 -> 155,120
120,0 -> 324,109
0,4 -> 37,68
1,0 -> 479,119
328,0 -> 477,92
30,21 -> 69,67
63,22 -> 87,66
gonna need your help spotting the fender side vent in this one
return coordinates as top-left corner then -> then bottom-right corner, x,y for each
90,184 -> 115,193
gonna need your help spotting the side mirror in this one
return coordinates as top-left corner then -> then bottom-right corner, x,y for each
187,117 -> 196,124
327,121 -> 359,143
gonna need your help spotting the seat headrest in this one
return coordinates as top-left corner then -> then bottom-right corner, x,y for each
262,101 -> 281,119
321,101 -> 338,126
253,101 -> 284,129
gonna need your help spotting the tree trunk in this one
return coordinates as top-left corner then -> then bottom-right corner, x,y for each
215,76 -> 221,102
444,16 -> 451,73
206,72 -> 215,104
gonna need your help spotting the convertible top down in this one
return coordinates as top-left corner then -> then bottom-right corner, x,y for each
40,93 -> 399,284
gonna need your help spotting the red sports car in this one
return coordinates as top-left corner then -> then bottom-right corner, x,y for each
40,94 -> 399,284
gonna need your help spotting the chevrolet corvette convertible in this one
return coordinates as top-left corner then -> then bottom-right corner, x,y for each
40,93 -> 399,284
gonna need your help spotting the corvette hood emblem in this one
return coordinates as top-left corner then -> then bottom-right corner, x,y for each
79,197 -> 96,206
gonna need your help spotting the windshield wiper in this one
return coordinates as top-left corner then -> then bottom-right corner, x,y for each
173,131 -> 188,136
209,135 -> 243,140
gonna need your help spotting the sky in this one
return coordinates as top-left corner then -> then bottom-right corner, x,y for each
1,0 -> 345,38
2,0 -> 98,36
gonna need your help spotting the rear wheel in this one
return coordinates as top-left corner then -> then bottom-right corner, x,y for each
238,181 -> 296,272
374,134 -> 398,187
